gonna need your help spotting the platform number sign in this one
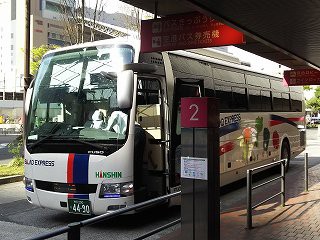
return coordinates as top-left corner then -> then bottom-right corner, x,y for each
189,104 -> 199,121
181,98 -> 209,128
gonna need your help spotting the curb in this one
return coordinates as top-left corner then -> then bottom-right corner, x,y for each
0,175 -> 24,185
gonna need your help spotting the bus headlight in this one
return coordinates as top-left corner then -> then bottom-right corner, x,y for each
24,177 -> 34,192
121,182 -> 134,197
99,182 -> 134,198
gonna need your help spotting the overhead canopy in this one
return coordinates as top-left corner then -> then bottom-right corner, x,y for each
121,0 -> 320,70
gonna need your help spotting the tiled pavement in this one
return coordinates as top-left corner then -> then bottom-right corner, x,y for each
162,160 -> 320,240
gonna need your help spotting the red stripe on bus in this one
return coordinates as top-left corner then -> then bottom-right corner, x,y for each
67,153 -> 75,183
269,120 -> 282,126
288,117 -> 304,122
68,193 -> 75,199
220,142 -> 235,156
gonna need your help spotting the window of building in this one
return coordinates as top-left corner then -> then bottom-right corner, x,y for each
14,93 -> 23,100
11,0 -> 16,20
46,1 -> 63,13
36,20 -> 43,25
5,92 -> 13,100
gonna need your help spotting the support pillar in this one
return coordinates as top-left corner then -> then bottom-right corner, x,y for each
180,97 -> 220,240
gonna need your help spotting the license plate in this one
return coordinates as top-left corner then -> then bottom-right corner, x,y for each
68,199 -> 91,215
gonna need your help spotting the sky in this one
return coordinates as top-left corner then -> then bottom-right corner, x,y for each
228,46 -> 290,76
86,0 -> 130,14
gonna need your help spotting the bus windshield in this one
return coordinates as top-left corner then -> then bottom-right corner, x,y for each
26,44 -> 134,143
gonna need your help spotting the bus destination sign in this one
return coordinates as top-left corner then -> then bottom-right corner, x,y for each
140,11 -> 245,53
283,69 -> 320,86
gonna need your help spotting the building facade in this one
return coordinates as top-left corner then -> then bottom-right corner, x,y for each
0,0 -> 71,98
0,0 -> 133,100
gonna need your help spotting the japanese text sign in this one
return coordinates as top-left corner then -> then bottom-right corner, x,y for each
140,12 -> 245,53
283,69 -> 320,86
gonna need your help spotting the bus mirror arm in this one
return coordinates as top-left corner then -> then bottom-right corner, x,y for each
117,70 -> 134,109
123,63 -> 157,74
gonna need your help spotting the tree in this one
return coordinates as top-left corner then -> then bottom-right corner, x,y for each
30,45 -> 59,76
306,86 -> 320,114
59,0 -> 107,44
303,85 -> 312,91
121,4 -> 153,39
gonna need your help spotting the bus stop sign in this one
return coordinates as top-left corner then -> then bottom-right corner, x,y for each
283,69 -> 320,86
181,97 -> 218,128
140,11 -> 245,53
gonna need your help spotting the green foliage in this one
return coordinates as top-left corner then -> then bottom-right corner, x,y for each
303,85 -> 312,91
31,45 -> 59,75
7,135 -> 23,167
306,86 -> 320,113
306,123 -> 318,129
0,165 -> 24,177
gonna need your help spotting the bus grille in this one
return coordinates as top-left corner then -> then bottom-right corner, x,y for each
35,180 -> 97,194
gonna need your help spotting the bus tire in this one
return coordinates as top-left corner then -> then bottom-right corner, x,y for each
281,140 -> 291,172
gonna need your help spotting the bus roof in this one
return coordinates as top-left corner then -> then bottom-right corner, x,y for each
43,38 -> 291,83
43,37 -> 140,57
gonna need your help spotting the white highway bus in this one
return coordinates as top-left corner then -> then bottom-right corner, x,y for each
24,38 -> 306,215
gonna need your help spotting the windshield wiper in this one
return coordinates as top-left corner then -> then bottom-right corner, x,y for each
27,134 -> 60,150
27,135 -> 110,153
70,138 -> 110,154
100,71 -> 117,80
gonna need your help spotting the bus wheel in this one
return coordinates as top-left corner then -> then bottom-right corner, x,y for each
281,141 -> 290,172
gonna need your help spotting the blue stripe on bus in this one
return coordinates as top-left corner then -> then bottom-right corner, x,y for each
71,194 -> 89,200
220,122 -> 240,137
73,154 -> 89,184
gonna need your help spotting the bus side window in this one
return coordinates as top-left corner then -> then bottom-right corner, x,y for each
261,90 -> 272,111
273,92 -> 282,111
232,86 -> 247,110
215,84 -> 232,110
282,93 -> 290,111
248,89 -> 261,111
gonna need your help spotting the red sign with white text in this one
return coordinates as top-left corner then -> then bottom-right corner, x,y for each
140,12 -> 245,53
181,98 -> 208,128
283,69 -> 320,86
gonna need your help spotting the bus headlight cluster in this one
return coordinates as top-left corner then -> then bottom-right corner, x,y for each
24,177 -> 34,192
99,182 -> 134,198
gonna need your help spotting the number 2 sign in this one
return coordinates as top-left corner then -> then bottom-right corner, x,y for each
181,97 -> 214,128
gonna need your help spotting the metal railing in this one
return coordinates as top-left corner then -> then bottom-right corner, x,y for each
247,159 -> 286,229
25,191 -> 181,240
305,153 -> 309,192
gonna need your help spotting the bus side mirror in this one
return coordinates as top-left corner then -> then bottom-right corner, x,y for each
25,87 -> 33,117
24,75 -> 35,119
117,70 -> 133,109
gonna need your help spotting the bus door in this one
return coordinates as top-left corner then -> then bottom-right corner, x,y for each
170,78 -> 204,188
135,77 -> 166,202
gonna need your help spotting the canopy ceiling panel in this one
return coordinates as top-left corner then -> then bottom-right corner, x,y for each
121,0 -> 320,70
